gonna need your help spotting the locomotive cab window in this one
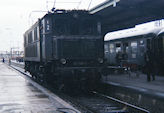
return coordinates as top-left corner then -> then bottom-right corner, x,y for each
53,19 -> 68,35
80,19 -> 97,35
53,16 -> 100,36
70,18 -> 79,35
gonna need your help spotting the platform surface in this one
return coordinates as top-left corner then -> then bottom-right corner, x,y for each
0,62 -> 79,113
103,71 -> 164,98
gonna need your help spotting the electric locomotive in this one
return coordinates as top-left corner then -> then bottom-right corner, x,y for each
24,10 -> 104,89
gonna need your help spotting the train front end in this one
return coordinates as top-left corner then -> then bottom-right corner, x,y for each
51,10 -> 104,89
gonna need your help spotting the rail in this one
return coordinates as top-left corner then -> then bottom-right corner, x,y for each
92,91 -> 150,113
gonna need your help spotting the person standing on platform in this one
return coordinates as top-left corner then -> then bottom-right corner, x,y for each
116,51 -> 122,67
9,58 -> 11,65
2,57 -> 5,63
144,48 -> 154,81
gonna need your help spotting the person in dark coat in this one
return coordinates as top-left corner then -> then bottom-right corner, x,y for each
116,51 -> 122,67
144,49 -> 155,81
2,57 -> 5,63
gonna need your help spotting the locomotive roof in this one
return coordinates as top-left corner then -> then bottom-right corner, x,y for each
41,9 -> 95,19
24,9 -> 97,35
104,26 -> 163,41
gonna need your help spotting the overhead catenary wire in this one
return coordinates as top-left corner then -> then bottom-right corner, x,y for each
28,10 -> 47,26
77,0 -> 83,9
53,0 -> 56,8
48,0 -> 79,10
87,0 -> 93,10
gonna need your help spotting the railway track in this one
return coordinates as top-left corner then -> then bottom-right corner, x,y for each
9,62 -> 150,113
58,90 -> 150,113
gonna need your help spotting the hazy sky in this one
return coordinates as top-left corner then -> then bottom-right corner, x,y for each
0,0 -> 106,52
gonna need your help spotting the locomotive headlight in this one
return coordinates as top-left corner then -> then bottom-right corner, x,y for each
60,59 -> 66,64
98,58 -> 103,63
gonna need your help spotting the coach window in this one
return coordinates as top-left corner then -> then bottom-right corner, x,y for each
131,42 -> 137,53
131,41 -> 137,58
115,43 -> 121,53
104,44 -> 109,54
139,40 -> 145,55
131,41 -> 137,53
109,44 -> 114,53
123,43 -> 129,53
140,40 -> 144,45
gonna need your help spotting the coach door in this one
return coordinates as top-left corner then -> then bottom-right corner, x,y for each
123,42 -> 129,58
130,41 -> 138,64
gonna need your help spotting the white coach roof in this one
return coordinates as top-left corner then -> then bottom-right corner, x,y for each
104,26 -> 163,41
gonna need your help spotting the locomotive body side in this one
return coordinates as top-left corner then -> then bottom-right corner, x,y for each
24,21 -> 42,74
24,21 -> 41,62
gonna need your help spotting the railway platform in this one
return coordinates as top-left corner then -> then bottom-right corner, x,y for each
0,62 -> 80,113
102,71 -> 164,99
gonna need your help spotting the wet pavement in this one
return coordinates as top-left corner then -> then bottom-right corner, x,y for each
101,72 -> 164,113
0,62 -> 80,113
102,72 -> 164,98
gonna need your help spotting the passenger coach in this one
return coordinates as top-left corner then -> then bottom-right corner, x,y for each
104,26 -> 163,71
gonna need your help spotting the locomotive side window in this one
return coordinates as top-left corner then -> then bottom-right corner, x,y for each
37,26 -> 39,40
26,35 -> 28,45
28,31 -> 33,43
24,35 -> 27,46
34,27 -> 37,41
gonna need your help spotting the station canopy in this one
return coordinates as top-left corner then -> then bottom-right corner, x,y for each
89,0 -> 164,34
